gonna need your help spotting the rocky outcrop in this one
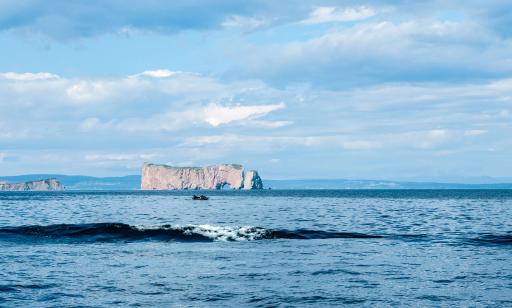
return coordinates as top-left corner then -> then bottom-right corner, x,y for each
243,170 -> 263,190
0,178 -> 65,191
141,163 -> 264,190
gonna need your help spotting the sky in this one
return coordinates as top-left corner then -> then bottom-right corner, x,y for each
0,0 -> 512,179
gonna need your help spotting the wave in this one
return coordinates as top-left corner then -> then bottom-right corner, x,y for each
1,223 -> 508,246
467,234 -> 512,246
0,223 -> 382,243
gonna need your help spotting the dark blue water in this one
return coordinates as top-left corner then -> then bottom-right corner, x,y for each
1,190 -> 511,307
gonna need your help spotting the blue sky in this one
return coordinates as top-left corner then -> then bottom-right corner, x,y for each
0,0 -> 512,179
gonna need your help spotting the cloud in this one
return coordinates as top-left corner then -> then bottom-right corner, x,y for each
0,69 -> 235,105
464,129 -> 487,136
80,118 -> 102,130
203,102 -> 285,127
429,129 -> 448,138
0,1 -> 368,40
244,19 -> 511,87
222,15 -> 269,30
0,0 -> 511,48
2,69 -> 512,177
179,131 -> 442,151
3,1 -> 512,177
66,80 -> 112,102
301,6 -> 375,24
240,120 -> 293,128
81,102 -> 287,132
130,69 -> 178,78
468,1 -> 512,38
178,135 -> 333,157
0,152 -> 8,162
339,140 -> 381,150
0,72 -> 59,81
85,153 -> 158,161
0,0 -> 267,40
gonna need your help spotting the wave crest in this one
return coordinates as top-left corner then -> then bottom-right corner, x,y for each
0,223 -> 380,243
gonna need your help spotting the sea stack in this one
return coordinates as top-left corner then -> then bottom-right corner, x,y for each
0,178 -> 65,191
243,170 -> 263,190
141,163 -> 263,190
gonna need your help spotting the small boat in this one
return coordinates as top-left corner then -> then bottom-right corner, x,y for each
192,195 -> 209,200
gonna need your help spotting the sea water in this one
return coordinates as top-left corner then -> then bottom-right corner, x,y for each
0,190 -> 511,307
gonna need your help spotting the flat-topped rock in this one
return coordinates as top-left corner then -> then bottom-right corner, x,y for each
0,178 -> 64,191
141,163 -> 263,190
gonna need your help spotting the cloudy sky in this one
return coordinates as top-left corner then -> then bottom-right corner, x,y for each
1,0 -> 511,179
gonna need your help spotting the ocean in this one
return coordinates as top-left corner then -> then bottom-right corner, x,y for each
0,190 -> 511,307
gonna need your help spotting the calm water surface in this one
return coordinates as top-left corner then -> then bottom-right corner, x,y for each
0,190 -> 511,307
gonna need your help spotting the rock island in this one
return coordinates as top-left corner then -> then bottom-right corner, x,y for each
141,163 -> 263,190
0,178 -> 64,191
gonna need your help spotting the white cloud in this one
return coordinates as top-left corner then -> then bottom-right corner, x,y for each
130,69 -> 178,78
0,72 -> 60,81
301,6 -> 375,24
79,102 -> 287,133
464,129 -> 487,136
85,153 -> 158,161
340,140 -> 382,150
2,69 -> 512,176
222,15 -> 269,30
66,81 -> 112,102
180,134 -> 320,148
429,129 -> 448,138
241,120 -> 293,128
180,134 -> 382,150
247,19 -> 506,86
203,102 -> 285,127
0,128 -> 32,140
180,135 -> 238,146
80,117 -> 102,130
179,130 -> 456,153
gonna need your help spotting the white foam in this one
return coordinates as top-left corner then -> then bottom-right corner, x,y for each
187,225 -> 269,241
134,224 -> 269,241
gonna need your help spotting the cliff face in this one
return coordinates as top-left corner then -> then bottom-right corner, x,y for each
141,163 -> 263,190
243,170 -> 263,190
0,178 -> 65,191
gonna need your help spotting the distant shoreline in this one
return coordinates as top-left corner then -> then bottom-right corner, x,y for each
2,174 -> 512,190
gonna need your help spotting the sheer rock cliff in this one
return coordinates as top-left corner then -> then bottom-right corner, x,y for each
141,163 -> 263,190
